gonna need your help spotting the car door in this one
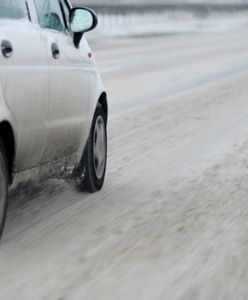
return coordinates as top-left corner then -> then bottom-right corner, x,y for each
33,0 -> 91,164
0,0 -> 50,172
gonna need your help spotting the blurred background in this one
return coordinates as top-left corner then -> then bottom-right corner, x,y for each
71,0 -> 248,37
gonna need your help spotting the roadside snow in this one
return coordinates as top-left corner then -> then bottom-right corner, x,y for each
89,11 -> 248,38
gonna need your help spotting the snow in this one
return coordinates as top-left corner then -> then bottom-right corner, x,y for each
1,30 -> 248,299
70,0 -> 248,38
89,11 -> 248,38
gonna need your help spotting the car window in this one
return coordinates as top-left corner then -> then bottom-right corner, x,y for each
0,0 -> 27,20
34,0 -> 65,32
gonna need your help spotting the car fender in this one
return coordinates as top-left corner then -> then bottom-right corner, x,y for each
80,37 -> 107,133
88,71 -> 106,129
0,29 -> 17,132
0,82 -> 16,129
76,69 -> 106,163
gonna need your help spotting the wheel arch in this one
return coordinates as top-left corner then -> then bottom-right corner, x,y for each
97,92 -> 108,123
0,121 -> 15,183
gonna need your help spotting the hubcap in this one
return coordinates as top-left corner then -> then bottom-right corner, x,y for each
93,116 -> 106,180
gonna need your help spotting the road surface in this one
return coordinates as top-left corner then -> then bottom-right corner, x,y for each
1,29 -> 248,299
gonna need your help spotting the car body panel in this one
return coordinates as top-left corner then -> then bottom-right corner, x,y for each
40,31 -> 91,163
0,0 -> 107,188
0,82 -> 16,129
0,19 -> 50,171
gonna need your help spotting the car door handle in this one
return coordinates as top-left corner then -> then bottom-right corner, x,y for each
51,43 -> 60,59
1,40 -> 13,58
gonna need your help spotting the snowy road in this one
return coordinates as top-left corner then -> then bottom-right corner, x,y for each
1,29 -> 248,299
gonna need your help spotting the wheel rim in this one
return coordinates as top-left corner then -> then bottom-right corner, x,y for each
93,115 -> 106,180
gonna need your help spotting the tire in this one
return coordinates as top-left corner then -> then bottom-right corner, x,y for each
75,103 -> 107,193
0,140 -> 8,239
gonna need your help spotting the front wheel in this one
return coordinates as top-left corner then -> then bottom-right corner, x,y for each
75,103 -> 107,193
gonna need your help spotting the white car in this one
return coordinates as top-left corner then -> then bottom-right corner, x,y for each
0,0 -> 108,238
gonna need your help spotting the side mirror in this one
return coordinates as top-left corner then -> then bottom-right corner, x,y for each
69,7 -> 98,48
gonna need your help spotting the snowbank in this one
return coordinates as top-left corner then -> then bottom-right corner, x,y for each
89,11 -> 248,38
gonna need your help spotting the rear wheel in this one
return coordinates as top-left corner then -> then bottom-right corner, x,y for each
0,140 -> 8,239
75,103 -> 107,193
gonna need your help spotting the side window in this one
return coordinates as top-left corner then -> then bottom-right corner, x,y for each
34,0 -> 65,32
0,0 -> 28,20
